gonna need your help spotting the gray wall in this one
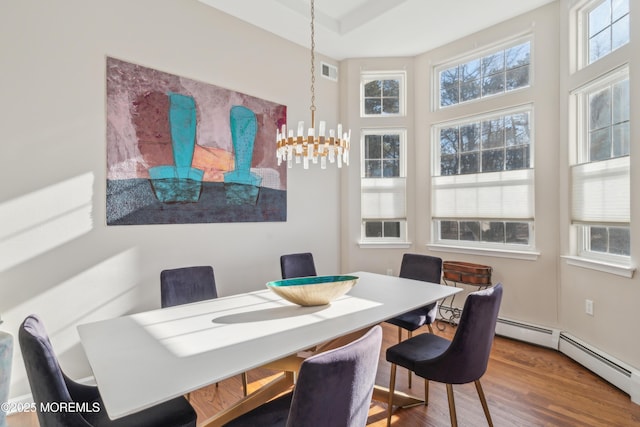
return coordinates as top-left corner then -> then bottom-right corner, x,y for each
1,0 -> 341,398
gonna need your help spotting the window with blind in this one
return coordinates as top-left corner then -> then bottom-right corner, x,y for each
570,67 -> 630,261
361,129 -> 407,242
432,107 -> 534,249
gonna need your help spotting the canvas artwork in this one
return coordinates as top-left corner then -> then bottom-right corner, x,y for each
106,57 -> 287,225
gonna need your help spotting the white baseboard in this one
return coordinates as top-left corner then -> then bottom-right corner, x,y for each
559,332 -> 639,402
492,317 -> 639,405
495,317 -> 560,349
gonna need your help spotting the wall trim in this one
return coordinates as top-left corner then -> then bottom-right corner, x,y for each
559,332 -> 639,404
495,316 -> 560,349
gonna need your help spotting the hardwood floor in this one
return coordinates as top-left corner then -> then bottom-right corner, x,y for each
8,321 -> 640,426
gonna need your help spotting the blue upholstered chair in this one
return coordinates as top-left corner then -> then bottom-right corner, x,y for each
280,252 -> 317,279
222,325 -> 383,427
19,314 -> 197,427
161,265 -> 248,396
386,283 -> 503,427
385,253 -> 442,387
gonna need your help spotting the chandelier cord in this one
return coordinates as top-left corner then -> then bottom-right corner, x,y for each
310,0 -> 316,128
275,0 -> 349,169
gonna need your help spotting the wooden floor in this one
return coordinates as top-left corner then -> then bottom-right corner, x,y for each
8,321 -> 640,426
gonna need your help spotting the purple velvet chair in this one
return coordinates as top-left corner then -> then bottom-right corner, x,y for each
160,266 -> 248,396
280,252 -> 317,279
19,314 -> 196,427
160,265 -> 218,308
386,283 -> 503,427
385,253 -> 442,387
222,325 -> 383,427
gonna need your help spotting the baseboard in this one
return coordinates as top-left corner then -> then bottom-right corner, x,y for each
495,317 -> 560,349
493,317 -> 639,405
559,332 -> 640,403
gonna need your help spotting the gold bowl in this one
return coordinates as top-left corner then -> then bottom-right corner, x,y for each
266,275 -> 359,306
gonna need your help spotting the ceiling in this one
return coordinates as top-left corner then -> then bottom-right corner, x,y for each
199,0 -> 555,60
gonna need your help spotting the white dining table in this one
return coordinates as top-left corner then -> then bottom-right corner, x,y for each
78,271 -> 461,426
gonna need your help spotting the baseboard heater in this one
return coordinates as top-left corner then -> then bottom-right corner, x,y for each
495,317 -> 559,349
559,332 -> 639,402
493,317 -> 640,404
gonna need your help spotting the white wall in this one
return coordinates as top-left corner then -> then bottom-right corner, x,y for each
342,3 -> 562,327
341,0 -> 640,382
0,0 -> 341,398
3,0 -> 639,405
558,0 -> 640,368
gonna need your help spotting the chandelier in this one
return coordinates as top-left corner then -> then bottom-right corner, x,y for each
276,0 -> 350,169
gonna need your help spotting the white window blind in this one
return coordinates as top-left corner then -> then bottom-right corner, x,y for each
361,177 -> 406,219
571,156 -> 629,223
432,169 -> 534,219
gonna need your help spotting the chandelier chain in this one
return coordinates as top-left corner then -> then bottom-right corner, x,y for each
310,0 -> 316,126
275,0 -> 350,169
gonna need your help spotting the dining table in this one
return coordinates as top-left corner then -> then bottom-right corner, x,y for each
77,271 -> 462,426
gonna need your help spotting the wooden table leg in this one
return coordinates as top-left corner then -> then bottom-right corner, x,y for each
372,385 -> 424,408
198,371 -> 295,427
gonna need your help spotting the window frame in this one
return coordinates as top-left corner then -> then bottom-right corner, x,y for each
360,71 -> 406,118
359,128 -> 408,245
433,219 -> 535,250
569,65 -> 630,267
434,35 -> 533,110
576,0 -> 630,69
430,105 -> 537,253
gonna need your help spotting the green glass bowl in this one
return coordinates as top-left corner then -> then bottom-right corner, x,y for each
266,275 -> 359,306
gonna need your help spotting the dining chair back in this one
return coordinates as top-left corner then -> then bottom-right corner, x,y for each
280,252 -> 317,279
19,314 -> 196,427
223,325 -> 383,427
160,266 -> 249,396
386,283 -> 503,427
160,265 -> 217,308
385,253 -> 442,387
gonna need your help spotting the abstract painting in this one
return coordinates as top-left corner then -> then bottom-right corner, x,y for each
106,57 -> 287,225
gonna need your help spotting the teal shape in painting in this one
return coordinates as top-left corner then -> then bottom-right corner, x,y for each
224,105 -> 262,187
148,93 -> 204,203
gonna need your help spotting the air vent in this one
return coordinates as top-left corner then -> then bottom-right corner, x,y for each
321,62 -> 338,82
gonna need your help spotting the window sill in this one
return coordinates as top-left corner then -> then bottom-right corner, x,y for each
426,243 -> 540,261
561,255 -> 635,278
358,241 -> 412,249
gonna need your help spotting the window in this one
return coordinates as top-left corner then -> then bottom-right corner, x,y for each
361,130 -> 407,242
432,107 -> 535,249
361,72 -> 405,117
581,0 -> 630,65
571,67 -> 630,262
438,39 -> 531,108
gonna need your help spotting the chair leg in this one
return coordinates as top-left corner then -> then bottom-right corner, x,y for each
424,379 -> 429,405
397,326 -> 402,343
474,380 -> 494,427
242,372 -> 249,396
387,363 -> 397,427
446,384 -> 458,427
427,323 -> 434,333
407,330 -> 413,388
